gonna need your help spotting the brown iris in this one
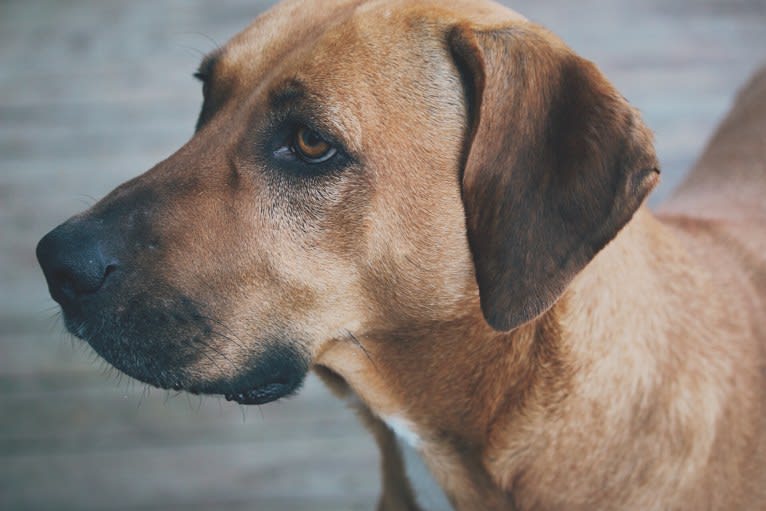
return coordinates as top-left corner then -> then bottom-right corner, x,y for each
293,126 -> 336,163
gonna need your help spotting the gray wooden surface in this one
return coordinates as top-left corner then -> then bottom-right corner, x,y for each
1,1 -> 764,510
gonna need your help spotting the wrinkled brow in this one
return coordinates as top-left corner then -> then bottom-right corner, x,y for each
268,80 -> 308,110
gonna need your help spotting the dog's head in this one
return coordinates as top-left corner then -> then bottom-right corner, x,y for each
37,0 -> 658,405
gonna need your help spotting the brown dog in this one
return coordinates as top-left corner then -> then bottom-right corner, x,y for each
36,0 -> 766,509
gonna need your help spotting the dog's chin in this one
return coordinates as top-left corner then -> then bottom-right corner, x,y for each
184,362 -> 308,405
62,309 -> 309,406
130,366 -> 306,406
99,339 -> 308,406
223,380 -> 304,405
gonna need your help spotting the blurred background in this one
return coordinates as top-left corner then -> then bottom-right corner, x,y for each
1,0 -> 764,510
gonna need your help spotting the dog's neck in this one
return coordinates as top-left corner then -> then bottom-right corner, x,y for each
356,208 -> 676,440
322,207 -> 746,509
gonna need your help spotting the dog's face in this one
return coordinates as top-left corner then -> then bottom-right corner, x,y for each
37,0 -> 658,407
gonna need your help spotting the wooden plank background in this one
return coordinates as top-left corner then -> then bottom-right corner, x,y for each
1,0 -> 764,509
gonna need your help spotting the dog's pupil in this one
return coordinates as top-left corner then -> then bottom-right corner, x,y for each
301,129 -> 322,149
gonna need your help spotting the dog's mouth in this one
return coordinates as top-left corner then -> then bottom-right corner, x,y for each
140,370 -> 306,406
223,379 -> 302,405
130,346 -> 309,406
55,288 -> 311,406
122,355 -> 308,406
187,344 -> 309,405
62,313 -> 309,407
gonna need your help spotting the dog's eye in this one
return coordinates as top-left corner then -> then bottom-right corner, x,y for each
193,72 -> 210,98
292,126 -> 337,163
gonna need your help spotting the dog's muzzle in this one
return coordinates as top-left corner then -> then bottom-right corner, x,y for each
36,215 -> 308,405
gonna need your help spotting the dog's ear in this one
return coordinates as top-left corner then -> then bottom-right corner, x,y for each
449,23 -> 659,332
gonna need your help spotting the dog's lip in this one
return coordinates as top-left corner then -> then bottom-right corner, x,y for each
223,380 -> 298,405
224,379 -> 302,405
218,349 -> 309,405
165,377 -> 301,405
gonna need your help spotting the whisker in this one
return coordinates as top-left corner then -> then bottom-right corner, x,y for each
182,296 -> 248,351
345,330 -> 378,371
193,337 -> 240,396
208,326 -> 247,352
178,44 -> 208,59
137,385 -> 150,409
204,315 -> 248,350
75,194 -> 98,208
180,31 -> 222,53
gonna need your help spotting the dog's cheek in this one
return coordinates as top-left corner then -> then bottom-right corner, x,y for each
256,248 -> 370,348
354,161 -> 478,328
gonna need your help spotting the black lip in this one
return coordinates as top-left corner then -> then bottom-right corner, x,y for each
224,380 -> 302,405
167,344 -> 309,405
216,343 -> 309,405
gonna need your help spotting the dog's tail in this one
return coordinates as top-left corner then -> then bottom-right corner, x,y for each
659,64 -> 766,220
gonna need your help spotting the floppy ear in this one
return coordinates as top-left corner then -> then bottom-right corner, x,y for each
449,23 -> 659,332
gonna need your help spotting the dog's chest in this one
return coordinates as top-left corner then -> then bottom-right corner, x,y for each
384,416 -> 454,511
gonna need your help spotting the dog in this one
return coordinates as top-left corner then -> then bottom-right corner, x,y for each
36,0 -> 766,509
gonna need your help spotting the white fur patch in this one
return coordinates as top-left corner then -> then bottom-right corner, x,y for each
383,416 -> 454,511
384,415 -> 423,448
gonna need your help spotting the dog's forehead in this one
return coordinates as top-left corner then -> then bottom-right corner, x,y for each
214,0 -> 527,80
197,0 -> 531,158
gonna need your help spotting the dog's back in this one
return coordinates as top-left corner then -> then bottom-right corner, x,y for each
659,65 -> 766,302
661,63 -> 766,305
656,67 -> 766,507
663,66 -> 766,218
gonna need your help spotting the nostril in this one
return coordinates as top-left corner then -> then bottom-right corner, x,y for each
37,221 -> 119,306
52,269 -> 78,300
49,261 -> 112,298
104,264 -> 118,281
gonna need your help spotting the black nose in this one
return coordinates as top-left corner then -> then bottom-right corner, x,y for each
36,220 -> 117,308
